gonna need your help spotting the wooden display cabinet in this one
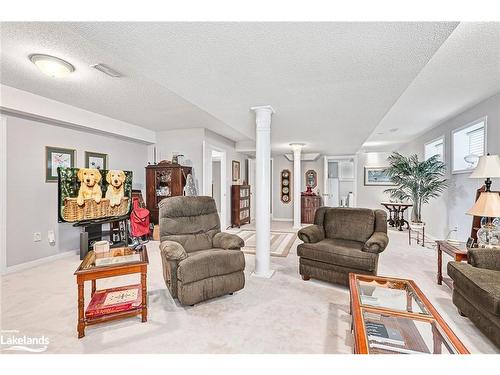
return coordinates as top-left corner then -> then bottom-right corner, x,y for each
145,162 -> 192,224
231,185 -> 251,228
301,194 -> 321,224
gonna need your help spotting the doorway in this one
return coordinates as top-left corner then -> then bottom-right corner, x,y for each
211,153 -> 222,217
323,155 -> 357,208
202,142 -> 227,229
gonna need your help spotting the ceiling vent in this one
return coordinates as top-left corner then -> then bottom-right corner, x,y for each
91,63 -> 123,78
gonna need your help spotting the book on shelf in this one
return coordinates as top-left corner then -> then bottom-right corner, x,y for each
86,284 -> 142,318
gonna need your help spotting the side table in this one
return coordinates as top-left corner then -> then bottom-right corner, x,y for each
436,240 -> 468,289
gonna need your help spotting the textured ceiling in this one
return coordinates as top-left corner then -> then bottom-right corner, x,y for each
1,22 -> 460,153
364,22 -> 500,150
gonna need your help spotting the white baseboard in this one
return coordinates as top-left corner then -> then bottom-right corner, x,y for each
2,249 -> 78,275
272,217 -> 293,222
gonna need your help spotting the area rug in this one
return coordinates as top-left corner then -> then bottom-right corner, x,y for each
236,230 -> 296,257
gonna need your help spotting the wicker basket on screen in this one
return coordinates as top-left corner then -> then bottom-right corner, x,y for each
63,197 -> 130,222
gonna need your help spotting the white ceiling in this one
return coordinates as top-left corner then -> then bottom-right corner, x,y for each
1,22 -> 473,154
364,22 -> 500,150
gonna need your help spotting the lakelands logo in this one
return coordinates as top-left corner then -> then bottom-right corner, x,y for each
1,330 -> 49,353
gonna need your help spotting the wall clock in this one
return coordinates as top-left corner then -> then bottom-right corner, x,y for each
280,169 -> 292,204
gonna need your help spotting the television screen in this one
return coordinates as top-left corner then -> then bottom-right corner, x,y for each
58,167 -> 133,223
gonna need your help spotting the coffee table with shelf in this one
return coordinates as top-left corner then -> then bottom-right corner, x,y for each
74,246 -> 149,338
349,273 -> 469,354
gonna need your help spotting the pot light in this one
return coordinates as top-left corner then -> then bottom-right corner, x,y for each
29,54 -> 75,78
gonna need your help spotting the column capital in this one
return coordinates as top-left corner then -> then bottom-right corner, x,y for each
290,143 -> 305,154
251,105 -> 275,131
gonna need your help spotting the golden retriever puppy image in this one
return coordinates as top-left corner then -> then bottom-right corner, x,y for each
76,168 -> 103,206
105,170 -> 126,207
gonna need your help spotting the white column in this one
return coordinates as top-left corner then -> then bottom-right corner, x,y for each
250,105 -> 275,278
291,143 -> 305,229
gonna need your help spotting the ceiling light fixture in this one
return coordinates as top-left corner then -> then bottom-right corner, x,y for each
29,54 -> 75,78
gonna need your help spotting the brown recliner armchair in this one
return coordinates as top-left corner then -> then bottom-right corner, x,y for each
297,207 -> 389,286
159,196 -> 245,306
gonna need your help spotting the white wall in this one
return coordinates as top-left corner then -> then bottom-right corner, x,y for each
356,151 -> 392,210
272,155 -> 293,220
5,115 -> 148,267
397,92 -> 500,240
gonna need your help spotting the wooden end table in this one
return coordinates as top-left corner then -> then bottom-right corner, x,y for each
436,241 -> 468,289
74,246 -> 149,338
349,273 -> 469,354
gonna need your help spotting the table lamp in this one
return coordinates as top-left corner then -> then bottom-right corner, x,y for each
467,191 -> 500,248
469,154 -> 500,191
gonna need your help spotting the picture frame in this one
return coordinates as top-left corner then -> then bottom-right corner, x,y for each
232,160 -> 240,182
364,167 -> 395,186
45,146 -> 76,182
85,151 -> 108,170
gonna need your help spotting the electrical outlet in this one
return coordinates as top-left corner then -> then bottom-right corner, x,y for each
33,232 -> 42,242
48,230 -> 56,245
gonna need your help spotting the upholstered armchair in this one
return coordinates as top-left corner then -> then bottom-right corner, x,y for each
159,196 -> 245,306
297,207 -> 388,286
448,248 -> 500,348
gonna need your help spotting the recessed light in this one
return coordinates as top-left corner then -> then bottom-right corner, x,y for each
29,54 -> 75,78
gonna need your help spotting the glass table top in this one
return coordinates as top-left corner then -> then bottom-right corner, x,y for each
76,246 -> 147,273
356,276 -> 430,316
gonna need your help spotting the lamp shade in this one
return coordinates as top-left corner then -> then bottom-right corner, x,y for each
467,192 -> 500,217
469,154 -> 500,179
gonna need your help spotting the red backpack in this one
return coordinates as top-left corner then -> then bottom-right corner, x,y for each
130,197 -> 150,237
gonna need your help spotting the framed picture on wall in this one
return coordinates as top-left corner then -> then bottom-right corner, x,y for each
232,160 -> 240,182
45,146 -> 76,182
364,167 -> 395,186
85,151 -> 108,170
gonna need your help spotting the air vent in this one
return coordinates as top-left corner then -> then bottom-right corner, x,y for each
91,63 -> 123,78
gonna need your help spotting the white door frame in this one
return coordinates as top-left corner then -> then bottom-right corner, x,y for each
1,116 -> 7,274
323,154 -> 358,207
202,141 -> 228,230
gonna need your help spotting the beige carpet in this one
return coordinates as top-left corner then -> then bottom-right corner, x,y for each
236,230 -> 296,257
1,227 -> 498,354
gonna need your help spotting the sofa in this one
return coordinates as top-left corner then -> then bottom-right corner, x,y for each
297,207 -> 388,286
158,196 -> 246,306
447,248 -> 500,348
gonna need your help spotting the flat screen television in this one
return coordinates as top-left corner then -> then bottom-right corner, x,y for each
57,167 -> 133,224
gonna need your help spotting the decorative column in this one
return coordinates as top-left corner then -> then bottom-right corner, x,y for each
290,143 -> 305,229
250,105 -> 275,278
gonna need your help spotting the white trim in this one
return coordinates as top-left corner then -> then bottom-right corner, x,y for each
0,116 -> 6,275
203,141 -> 228,230
272,217 -> 293,222
424,135 -> 445,161
451,116 -> 487,174
3,250 -> 78,275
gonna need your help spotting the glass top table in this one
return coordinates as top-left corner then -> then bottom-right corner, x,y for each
349,274 -> 469,354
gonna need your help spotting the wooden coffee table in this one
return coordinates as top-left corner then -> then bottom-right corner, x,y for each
74,246 -> 149,338
349,273 -> 469,354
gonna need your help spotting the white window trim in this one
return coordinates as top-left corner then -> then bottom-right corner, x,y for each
424,135 -> 445,161
451,116 -> 488,174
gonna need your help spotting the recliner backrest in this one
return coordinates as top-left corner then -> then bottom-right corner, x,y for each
159,196 -> 220,252
315,207 -> 379,243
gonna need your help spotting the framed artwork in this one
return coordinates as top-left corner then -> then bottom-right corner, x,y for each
232,160 -> 240,182
45,146 -> 76,182
364,167 -> 395,186
281,169 -> 292,203
85,151 -> 108,170
305,170 -> 318,189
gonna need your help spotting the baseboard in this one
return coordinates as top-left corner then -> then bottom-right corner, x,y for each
2,249 -> 78,275
272,218 -> 293,222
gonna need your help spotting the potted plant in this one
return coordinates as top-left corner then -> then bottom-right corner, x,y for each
384,152 -> 447,226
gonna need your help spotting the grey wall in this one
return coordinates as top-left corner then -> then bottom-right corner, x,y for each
272,155 -> 293,220
212,160 -> 221,212
397,92 -> 500,240
6,115 -> 148,267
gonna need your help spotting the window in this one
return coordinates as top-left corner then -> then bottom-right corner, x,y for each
452,118 -> 486,173
424,137 -> 444,161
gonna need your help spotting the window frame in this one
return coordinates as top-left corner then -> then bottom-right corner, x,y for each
451,116 -> 488,174
424,135 -> 445,162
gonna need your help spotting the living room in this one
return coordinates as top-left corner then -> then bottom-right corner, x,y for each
1,1 -> 499,373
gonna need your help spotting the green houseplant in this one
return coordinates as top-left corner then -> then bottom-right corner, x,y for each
384,152 -> 447,224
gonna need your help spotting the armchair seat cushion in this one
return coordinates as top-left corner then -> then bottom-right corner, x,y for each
297,238 -> 378,271
177,249 -> 245,284
448,261 -> 500,316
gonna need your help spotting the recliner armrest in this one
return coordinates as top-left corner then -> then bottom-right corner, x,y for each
298,225 -> 325,244
468,248 -> 500,271
212,232 -> 244,250
160,240 -> 188,261
362,232 -> 389,254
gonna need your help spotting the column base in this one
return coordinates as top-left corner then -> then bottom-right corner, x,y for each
251,269 -> 276,279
